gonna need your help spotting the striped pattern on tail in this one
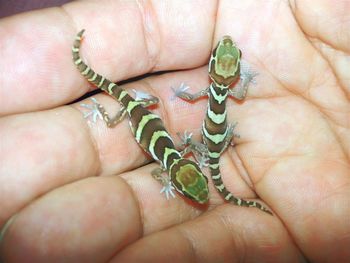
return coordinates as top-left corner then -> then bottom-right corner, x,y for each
210,157 -> 271,214
72,30 -> 132,105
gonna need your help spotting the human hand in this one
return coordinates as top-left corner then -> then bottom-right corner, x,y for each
0,1 -> 349,262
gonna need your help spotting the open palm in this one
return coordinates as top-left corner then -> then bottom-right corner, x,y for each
0,1 -> 349,262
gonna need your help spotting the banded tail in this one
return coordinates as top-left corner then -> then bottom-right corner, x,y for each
209,157 -> 272,214
72,29 -> 133,106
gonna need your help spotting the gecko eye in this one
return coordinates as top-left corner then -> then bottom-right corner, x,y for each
170,159 -> 209,204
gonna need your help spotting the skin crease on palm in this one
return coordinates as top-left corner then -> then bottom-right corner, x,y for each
0,0 -> 349,262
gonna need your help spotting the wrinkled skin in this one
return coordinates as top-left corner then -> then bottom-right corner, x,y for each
0,1 -> 349,262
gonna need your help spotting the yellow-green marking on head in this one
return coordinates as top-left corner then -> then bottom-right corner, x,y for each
209,36 -> 241,86
170,159 -> 209,204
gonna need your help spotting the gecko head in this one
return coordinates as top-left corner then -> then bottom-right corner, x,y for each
208,35 -> 241,87
169,158 -> 209,204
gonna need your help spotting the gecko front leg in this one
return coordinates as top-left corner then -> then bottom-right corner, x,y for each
177,131 -> 209,168
228,84 -> 248,100
151,167 -> 176,200
224,122 -> 240,149
172,83 -> 209,102
229,61 -> 257,100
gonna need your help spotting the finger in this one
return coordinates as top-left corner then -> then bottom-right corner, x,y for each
0,0 -> 216,115
0,94 -> 155,226
0,165 -> 204,262
0,164 -> 279,262
111,204 -> 301,262
291,0 -> 350,53
0,176 -> 140,262
290,0 -> 350,133
0,106 -> 99,226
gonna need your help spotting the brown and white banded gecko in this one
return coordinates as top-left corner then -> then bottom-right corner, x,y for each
72,30 -> 209,204
174,36 -> 272,214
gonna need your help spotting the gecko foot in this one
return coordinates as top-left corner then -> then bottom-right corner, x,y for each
160,180 -> 176,200
177,130 -> 209,168
170,82 -> 190,101
239,61 -> 258,88
226,122 -> 240,147
80,97 -> 103,123
177,130 -> 193,146
132,89 -> 159,107
152,167 -> 176,200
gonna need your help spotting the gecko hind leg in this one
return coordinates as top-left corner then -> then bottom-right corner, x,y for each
81,97 -> 127,127
151,167 -> 176,200
224,122 -> 241,148
177,131 -> 209,168
132,89 -> 159,107
172,83 -> 209,101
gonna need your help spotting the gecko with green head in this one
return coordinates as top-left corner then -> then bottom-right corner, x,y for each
72,30 -> 209,204
174,36 -> 272,214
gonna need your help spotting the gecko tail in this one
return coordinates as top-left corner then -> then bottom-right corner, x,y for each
72,30 -> 127,102
209,159 -> 272,215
